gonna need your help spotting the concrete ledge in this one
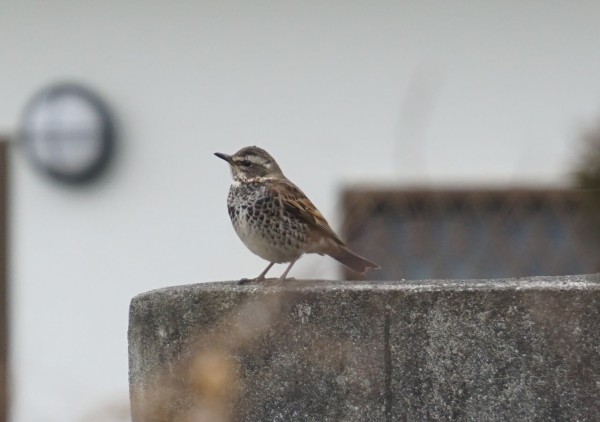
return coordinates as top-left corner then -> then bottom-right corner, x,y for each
128,274 -> 600,422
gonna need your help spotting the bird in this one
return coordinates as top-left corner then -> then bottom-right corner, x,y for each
214,146 -> 379,283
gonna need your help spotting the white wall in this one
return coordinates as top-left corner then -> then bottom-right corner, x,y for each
1,1 -> 600,420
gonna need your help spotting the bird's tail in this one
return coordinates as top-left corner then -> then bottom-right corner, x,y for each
327,245 -> 380,274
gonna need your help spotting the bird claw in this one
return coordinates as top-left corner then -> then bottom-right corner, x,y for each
263,278 -> 283,287
262,277 -> 296,286
238,277 -> 257,285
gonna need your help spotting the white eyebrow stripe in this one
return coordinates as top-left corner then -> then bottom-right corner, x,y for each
235,155 -> 267,165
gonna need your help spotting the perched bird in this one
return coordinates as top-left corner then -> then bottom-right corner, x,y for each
215,146 -> 379,283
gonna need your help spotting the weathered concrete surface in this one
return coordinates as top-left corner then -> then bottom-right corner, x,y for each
129,274 -> 600,422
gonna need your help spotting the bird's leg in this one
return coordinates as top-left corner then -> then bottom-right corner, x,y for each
278,256 -> 300,281
256,262 -> 275,281
263,257 -> 300,287
238,262 -> 274,285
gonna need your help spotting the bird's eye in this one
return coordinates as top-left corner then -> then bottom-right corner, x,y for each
241,160 -> 252,167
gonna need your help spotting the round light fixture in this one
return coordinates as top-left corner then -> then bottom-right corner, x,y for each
20,82 -> 115,184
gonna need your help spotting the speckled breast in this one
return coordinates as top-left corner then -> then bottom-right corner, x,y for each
227,181 -> 310,263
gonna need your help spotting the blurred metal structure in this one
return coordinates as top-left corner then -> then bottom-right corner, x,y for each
0,139 -> 7,422
342,188 -> 600,280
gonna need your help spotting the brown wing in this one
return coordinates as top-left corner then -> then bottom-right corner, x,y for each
269,179 -> 344,245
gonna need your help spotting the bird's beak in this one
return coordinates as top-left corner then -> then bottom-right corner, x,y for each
214,152 -> 233,164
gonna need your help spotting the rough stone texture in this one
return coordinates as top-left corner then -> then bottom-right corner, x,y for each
129,274 -> 600,422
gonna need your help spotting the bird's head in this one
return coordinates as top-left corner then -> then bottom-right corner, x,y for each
214,146 -> 284,182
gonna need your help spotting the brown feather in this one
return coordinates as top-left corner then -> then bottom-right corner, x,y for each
269,179 -> 344,245
269,179 -> 380,272
328,245 -> 380,273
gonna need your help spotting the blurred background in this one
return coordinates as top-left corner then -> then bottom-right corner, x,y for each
1,1 -> 600,421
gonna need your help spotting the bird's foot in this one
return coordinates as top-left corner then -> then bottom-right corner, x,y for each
262,277 -> 285,286
238,276 -> 296,286
238,277 -> 261,285
262,277 -> 296,286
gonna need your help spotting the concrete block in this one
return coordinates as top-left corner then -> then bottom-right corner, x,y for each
128,274 -> 600,421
